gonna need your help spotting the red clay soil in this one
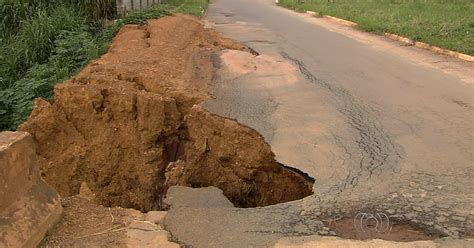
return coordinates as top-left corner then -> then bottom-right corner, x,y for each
19,14 -> 313,211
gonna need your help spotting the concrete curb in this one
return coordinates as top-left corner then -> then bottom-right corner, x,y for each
306,11 -> 357,27
302,10 -> 473,62
383,33 -> 474,62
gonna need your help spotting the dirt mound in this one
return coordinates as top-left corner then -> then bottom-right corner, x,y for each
19,15 -> 313,211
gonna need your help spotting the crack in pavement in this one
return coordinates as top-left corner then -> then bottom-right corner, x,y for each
279,52 -> 473,236
280,51 -> 402,193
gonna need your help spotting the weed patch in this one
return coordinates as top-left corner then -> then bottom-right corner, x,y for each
164,0 -> 209,16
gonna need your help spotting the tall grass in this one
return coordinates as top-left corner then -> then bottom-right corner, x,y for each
0,0 -> 171,130
0,0 -> 110,87
69,0 -> 117,20
1,5 -> 87,84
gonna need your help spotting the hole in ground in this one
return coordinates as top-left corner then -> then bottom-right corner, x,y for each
278,162 -> 315,184
21,83 -> 314,212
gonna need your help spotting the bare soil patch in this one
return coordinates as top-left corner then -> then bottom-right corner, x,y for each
41,196 -> 131,247
19,14 -> 313,211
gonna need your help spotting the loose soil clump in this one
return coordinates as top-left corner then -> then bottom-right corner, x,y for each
19,14 -> 313,211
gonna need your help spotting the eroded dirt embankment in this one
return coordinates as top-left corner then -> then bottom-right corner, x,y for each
19,15 -> 313,211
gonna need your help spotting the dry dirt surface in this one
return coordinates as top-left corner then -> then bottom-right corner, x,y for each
19,14 -> 313,213
41,196 -> 132,247
40,195 -> 179,247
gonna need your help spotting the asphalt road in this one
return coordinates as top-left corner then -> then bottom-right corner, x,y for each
168,0 -> 474,245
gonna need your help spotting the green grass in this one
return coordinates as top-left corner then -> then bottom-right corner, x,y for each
1,0 -> 207,131
164,0 -> 209,16
278,0 -> 474,55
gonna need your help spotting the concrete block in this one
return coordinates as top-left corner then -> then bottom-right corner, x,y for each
0,131 -> 63,248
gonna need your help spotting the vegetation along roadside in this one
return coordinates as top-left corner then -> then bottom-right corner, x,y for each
0,0 -> 208,131
278,0 -> 474,56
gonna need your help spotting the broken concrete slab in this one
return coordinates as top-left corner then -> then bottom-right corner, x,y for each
0,131 -> 63,248
164,186 -> 324,248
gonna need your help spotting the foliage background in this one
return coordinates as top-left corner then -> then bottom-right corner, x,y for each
0,0 -> 197,130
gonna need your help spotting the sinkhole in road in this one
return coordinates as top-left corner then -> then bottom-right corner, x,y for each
17,14 -> 315,212
20,82 -> 314,212
10,12 -> 461,246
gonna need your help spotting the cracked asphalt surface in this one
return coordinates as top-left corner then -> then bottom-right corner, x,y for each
163,0 -> 474,246
201,0 -> 474,238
